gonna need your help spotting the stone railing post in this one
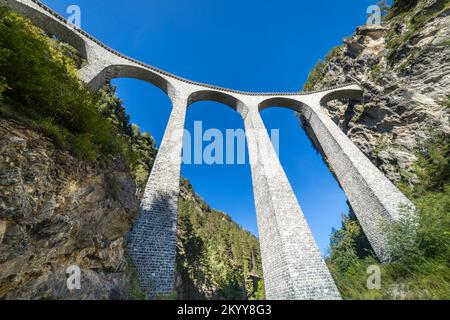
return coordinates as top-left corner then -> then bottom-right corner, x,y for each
301,98 -> 414,262
126,88 -> 188,299
243,104 -> 341,300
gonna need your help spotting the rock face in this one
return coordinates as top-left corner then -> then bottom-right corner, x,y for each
0,118 -> 138,299
302,0 -> 450,183
0,116 -> 264,300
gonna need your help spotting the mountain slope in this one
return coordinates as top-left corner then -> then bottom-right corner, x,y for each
301,0 -> 449,183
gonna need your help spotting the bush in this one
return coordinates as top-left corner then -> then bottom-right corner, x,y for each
0,8 -> 130,162
327,131 -> 450,299
303,60 -> 326,91
388,0 -> 419,18
302,46 -> 342,92
71,133 -> 101,161
383,206 -> 421,266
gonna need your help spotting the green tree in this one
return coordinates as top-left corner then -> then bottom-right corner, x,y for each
0,8 -> 130,162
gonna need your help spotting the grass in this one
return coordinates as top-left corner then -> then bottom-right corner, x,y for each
327,131 -> 450,300
387,0 -> 450,62
124,251 -> 148,300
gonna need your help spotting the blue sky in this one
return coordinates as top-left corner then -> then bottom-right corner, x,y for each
43,0 -> 377,254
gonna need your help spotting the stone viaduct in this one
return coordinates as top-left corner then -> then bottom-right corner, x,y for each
2,0 -> 415,300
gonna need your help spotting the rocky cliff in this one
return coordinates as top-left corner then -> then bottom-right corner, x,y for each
0,117 -> 138,299
313,0 -> 450,300
300,0 -> 449,184
0,108 -> 264,300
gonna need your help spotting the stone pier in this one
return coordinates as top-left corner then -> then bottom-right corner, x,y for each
244,105 -> 341,300
126,90 -> 188,297
300,94 -> 414,262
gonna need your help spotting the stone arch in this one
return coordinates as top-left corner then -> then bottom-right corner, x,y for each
319,86 -> 363,106
88,64 -> 175,96
258,97 -> 304,113
187,90 -> 248,118
184,89 -> 250,166
3,0 -> 88,58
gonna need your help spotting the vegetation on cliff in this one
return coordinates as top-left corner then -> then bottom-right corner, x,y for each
0,8 -> 135,162
301,0 -> 450,299
302,45 -> 343,92
326,132 -> 450,299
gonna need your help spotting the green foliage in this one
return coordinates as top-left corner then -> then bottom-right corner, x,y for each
414,132 -> 450,192
71,133 -> 100,162
327,132 -> 450,299
302,46 -> 342,91
329,215 -> 369,273
328,255 -> 384,299
383,206 -> 422,266
370,63 -> 385,78
386,1 -> 449,62
399,132 -> 450,197
388,0 -> 419,18
328,208 -> 375,273
0,8 -> 132,162
155,291 -> 181,300
124,250 -> 148,300
411,186 -> 450,262
303,61 -> 327,92
0,75 -> 8,98
95,85 -> 157,189
176,181 -> 265,300
249,279 -> 265,300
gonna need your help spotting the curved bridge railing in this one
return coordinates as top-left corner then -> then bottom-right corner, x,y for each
28,0 -> 358,97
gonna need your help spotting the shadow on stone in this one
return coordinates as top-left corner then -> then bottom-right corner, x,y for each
126,190 -> 179,299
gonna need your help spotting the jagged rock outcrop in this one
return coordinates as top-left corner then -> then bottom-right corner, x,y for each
301,0 -> 450,183
0,118 -> 138,299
